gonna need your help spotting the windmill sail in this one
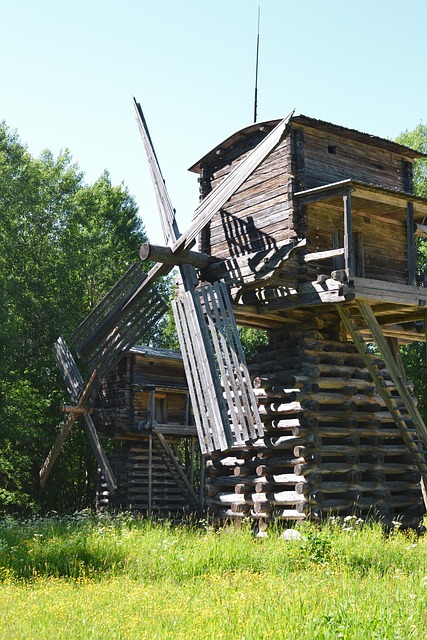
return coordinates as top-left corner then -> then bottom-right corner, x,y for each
40,337 -> 117,492
40,266 -> 166,489
135,101 -> 264,453
173,281 -> 262,453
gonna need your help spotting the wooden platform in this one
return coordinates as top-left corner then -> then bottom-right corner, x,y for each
229,276 -> 427,343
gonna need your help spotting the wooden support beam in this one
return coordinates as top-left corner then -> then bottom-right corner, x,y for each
356,301 -> 427,446
415,223 -> 427,238
407,202 -> 417,285
337,302 -> 427,511
61,405 -> 91,414
40,412 -> 79,487
304,248 -> 345,263
343,189 -> 355,278
155,433 -> 199,507
139,243 -> 220,270
148,434 -> 152,515
40,368 -> 97,486
82,413 -> 117,494
295,184 -> 349,205
386,337 -> 407,382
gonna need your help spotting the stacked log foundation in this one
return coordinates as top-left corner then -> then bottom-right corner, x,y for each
205,326 -> 425,527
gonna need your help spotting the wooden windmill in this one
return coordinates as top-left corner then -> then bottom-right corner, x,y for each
40,98 -> 286,495
41,102 -> 427,527
179,114 -> 427,527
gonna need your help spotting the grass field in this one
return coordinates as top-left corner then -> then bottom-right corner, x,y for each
1,512 -> 427,639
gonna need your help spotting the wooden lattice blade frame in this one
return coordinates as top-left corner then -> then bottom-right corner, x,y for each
40,337 -> 117,492
70,263 -> 167,365
173,281 -> 263,454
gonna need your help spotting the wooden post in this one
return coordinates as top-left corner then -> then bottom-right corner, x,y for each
198,453 -> 205,517
148,434 -> 152,515
148,390 -> 155,515
386,337 -> 407,383
343,188 -> 355,278
424,310 -> 427,409
149,390 -> 155,427
407,202 -> 417,285
185,394 -> 195,489
190,436 -> 195,489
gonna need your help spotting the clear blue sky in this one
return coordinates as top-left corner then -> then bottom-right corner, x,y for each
1,0 -> 426,243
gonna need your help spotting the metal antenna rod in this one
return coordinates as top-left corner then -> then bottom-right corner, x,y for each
253,5 -> 261,123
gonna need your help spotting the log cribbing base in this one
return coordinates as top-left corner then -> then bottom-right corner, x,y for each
205,325 -> 425,527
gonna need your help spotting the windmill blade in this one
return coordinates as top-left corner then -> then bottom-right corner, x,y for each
134,102 -> 282,452
43,264 -> 165,492
173,282 -> 263,454
70,262 -> 147,359
40,411 -> 80,487
71,263 -> 166,363
41,339 -> 117,493
133,98 -> 178,245
40,410 -> 117,494
39,365 -> 96,488
53,335 -> 84,402
200,281 -> 262,443
173,290 -> 231,452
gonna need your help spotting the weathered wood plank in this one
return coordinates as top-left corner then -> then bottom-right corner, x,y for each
172,111 -> 295,257
172,294 -> 223,453
304,248 -> 345,263
407,202 -> 417,285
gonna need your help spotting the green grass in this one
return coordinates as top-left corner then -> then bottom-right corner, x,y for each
1,513 -> 427,638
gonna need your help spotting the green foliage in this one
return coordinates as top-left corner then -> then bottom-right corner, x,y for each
238,326 -> 268,359
0,122 -> 152,514
395,124 -> 427,411
396,123 -> 427,197
0,513 -> 424,582
151,300 -> 180,350
401,342 -> 427,417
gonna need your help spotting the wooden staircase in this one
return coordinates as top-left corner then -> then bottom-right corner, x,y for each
336,300 -> 427,509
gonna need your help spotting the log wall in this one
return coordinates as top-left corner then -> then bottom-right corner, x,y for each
304,201 -> 407,284
206,324 -> 424,527
194,118 -> 414,292
93,348 -> 190,437
200,136 -> 297,260
300,125 -> 409,192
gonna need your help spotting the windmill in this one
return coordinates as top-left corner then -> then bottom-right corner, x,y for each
39,99 -> 292,492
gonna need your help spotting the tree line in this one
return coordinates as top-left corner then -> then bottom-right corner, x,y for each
0,122 -> 155,513
1,121 -> 426,515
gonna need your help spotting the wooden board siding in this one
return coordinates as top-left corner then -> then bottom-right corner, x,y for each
133,390 -> 187,428
204,137 -> 296,260
132,359 -> 187,389
93,348 -> 190,436
299,125 -> 408,193
305,201 -> 407,284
